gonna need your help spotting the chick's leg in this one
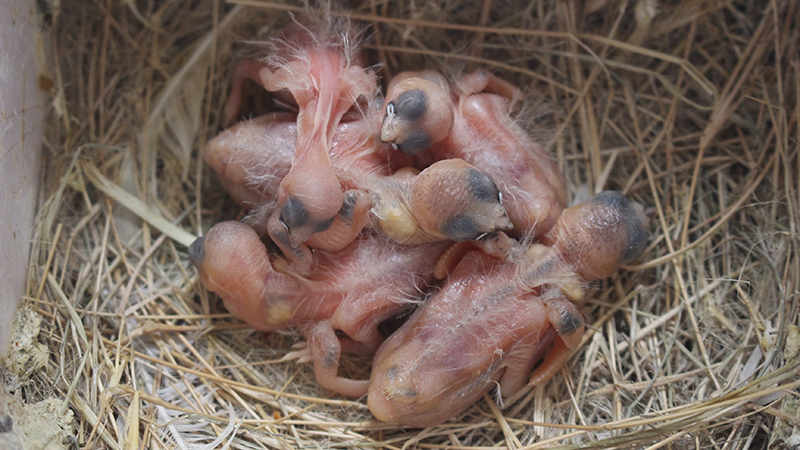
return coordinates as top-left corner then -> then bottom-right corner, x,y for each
223,59 -> 268,127
455,70 -> 521,100
497,296 -> 554,397
527,296 -> 585,387
304,321 -> 370,397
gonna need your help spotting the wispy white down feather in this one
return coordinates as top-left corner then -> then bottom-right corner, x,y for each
143,6 -> 246,181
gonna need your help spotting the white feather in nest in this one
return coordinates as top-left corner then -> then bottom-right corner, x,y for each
142,6 -> 245,182
137,340 -> 242,449
113,6 -> 246,243
115,151 -> 142,243
141,5 -> 246,183
149,76 -> 205,182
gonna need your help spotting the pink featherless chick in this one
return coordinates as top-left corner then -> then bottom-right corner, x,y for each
253,16 -> 380,275
189,221 -> 447,397
368,191 -> 649,427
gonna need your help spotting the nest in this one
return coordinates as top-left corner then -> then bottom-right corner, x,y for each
8,0 -> 799,448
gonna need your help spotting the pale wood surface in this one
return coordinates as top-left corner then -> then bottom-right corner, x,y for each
0,0 -> 45,355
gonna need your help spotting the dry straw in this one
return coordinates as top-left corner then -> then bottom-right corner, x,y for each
14,0 -> 800,448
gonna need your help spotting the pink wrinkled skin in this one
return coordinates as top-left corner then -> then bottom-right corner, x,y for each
368,192 -> 648,426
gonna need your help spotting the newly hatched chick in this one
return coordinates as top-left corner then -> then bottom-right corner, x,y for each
368,191 -> 648,427
189,221 -> 448,397
381,70 -> 568,237
252,17 -> 379,274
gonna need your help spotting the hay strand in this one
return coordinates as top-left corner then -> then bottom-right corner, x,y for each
9,0 -> 798,448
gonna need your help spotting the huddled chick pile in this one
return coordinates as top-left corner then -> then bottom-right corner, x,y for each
189,16 -> 649,427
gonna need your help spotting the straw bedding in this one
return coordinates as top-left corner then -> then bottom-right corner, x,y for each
4,0 -> 799,448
